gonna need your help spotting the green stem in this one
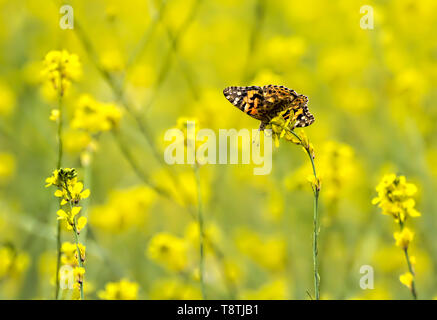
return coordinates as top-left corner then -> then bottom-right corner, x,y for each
73,222 -> 84,300
287,129 -> 321,300
55,88 -> 64,300
194,164 -> 206,299
399,221 -> 418,299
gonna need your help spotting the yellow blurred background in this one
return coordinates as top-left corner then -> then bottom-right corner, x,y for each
0,0 -> 436,299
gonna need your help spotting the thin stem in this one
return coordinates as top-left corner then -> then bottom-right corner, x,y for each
403,248 -> 417,299
194,164 -> 206,299
72,222 -> 84,300
287,128 -> 321,300
63,180 -> 85,300
55,87 -> 64,300
399,220 -> 418,299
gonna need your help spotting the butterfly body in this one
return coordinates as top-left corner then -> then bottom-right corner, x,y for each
223,85 -> 314,130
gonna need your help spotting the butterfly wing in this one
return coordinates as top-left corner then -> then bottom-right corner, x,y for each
282,95 -> 315,128
224,85 -> 315,128
223,86 -> 266,121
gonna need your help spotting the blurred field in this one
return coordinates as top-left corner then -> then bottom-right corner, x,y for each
0,0 -> 437,300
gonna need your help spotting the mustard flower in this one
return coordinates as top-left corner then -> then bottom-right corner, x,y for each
400,272 -> 414,290
98,279 -> 139,300
147,232 -> 188,272
0,246 -> 30,279
394,227 -> 414,250
372,174 -> 420,223
71,94 -> 122,134
41,50 -> 81,95
149,278 -> 202,300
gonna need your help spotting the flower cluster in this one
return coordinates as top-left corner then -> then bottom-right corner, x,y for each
0,246 -> 30,280
98,279 -> 139,300
46,168 -> 90,299
41,50 -> 81,96
45,168 -> 90,232
60,242 -> 86,294
71,94 -> 122,134
147,232 -> 188,272
372,174 -> 420,223
149,278 -> 201,300
373,174 -> 419,298
235,228 -> 287,272
90,185 -> 155,233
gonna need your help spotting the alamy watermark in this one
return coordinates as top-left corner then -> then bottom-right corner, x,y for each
163,121 -> 273,175
360,5 -> 374,30
359,265 -> 374,290
60,5 -> 74,30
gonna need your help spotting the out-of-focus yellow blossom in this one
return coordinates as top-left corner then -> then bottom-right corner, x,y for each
0,82 -> 16,116
153,169 -> 211,208
149,278 -> 202,300
372,174 -> 420,223
98,279 -> 139,300
350,287 -> 392,300
222,259 -> 244,286
285,141 -> 358,203
235,229 -> 287,272
71,94 -> 122,134
100,49 -> 125,72
263,187 -> 284,222
394,227 -> 414,250
38,251 -> 57,285
128,63 -> 155,88
334,86 -> 374,113
240,278 -> 289,300
0,246 -> 30,279
399,272 -> 414,290
0,152 -> 16,182
49,109 -> 59,122
262,36 -> 307,69
184,221 -> 221,254
147,232 -> 188,272
41,50 -> 81,95
62,129 -> 92,154
90,185 -> 155,233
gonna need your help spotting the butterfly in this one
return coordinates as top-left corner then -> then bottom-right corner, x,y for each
223,85 -> 314,130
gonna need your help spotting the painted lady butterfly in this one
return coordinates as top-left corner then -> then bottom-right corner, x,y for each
223,85 -> 314,130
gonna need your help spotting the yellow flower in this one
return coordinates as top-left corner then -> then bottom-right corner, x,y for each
149,278 -> 201,300
76,217 -> 87,233
0,152 -> 15,182
0,246 -> 30,279
184,221 -> 221,254
0,82 -> 16,116
90,185 -> 155,233
49,109 -> 59,122
399,272 -> 414,290
147,232 -> 188,272
61,242 -> 86,266
98,279 -> 139,300
74,267 -> 85,283
394,228 -> 414,249
240,278 -> 290,300
71,94 -> 122,134
41,50 -> 81,95
235,229 -> 287,272
372,174 -> 420,222
56,207 -> 82,228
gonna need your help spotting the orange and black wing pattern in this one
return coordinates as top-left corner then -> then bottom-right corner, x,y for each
223,85 -> 314,128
